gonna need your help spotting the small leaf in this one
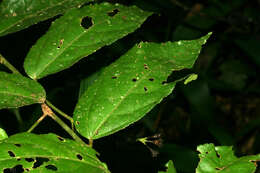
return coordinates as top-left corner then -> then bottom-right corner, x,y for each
74,33 -> 211,140
158,160 -> 177,173
0,72 -> 46,109
0,0 -> 93,37
160,143 -> 199,173
0,128 -> 8,140
24,2 -> 152,79
0,133 -> 110,173
184,73 -> 198,85
196,143 -> 260,173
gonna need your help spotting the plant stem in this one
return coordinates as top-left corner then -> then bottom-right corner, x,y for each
27,114 -> 47,133
89,139 -> 93,147
46,100 -> 74,128
0,53 -> 20,74
48,112 -> 86,145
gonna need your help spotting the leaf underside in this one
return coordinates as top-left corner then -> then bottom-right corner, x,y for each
24,2 -> 152,79
0,133 -> 110,173
196,143 -> 260,173
0,0 -> 93,37
74,33 -> 211,140
0,72 -> 46,109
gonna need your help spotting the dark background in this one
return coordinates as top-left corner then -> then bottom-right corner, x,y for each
0,0 -> 260,172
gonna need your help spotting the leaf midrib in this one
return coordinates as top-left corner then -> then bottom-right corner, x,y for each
0,90 -> 44,102
33,17 -> 141,79
90,68 -> 152,139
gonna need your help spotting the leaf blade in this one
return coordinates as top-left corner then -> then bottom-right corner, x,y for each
0,72 -> 46,109
0,133 -> 110,173
0,0 -> 93,37
24,2 -> 152,79
196,143 -> 260,173
74,33 -> 211,140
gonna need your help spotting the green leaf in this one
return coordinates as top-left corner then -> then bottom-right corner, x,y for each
24,3 -> 152,80
0,0 -> 93,37
158,160 -> 177,173
74,33 -> 211,140
196,143 -> 260,173
0,72 -> 46,109
184,73 -> 198,85
0,128 -> 8,140
0,133 -> 110,173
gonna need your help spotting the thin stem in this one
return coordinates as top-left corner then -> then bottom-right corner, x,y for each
46,100 -> 74,127
49,112 -> 86,145
27,114 -> 47,133
41,102 -> 84,145
13,108 -> 23,131
88,139 -> 93,148
0,53 -> 20,74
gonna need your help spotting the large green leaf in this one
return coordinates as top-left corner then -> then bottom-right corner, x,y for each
0,133 -> 110,173
0,72 -> 46,109
158,160 -> 177,173
74,33 -> 211,140
196,143 -> 260,173
0,0 -> 93,37
24,3 -> 152,80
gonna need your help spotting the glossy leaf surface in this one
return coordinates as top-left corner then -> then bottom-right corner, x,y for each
0,72 -> 46,109
24,3 -> 152,79
158,160 -> 177,173
0,133 -> 110,173
196,143 -> 260,173
74,33 -> 211,140
0,128 -> 8,140
0,0 -> 93,37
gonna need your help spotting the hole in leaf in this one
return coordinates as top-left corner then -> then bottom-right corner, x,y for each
144,64 -> 149,69
216,152 -> 221,158
107,9 -> 119,17
168,69 -> 191,82
45,165 -> 58,171
144,86 -> 148,92
25,168 -> 30,171
161,81 -> 167,85
57,136 -> 65,142
76,154 -> 83,160
112,76 -> 117,79
33,157 -> 50,168
4,164 -> 24,173
215,167 -> 223,170
76,121 -> 80,125
81,16 -> 93,29
14,144 -> 21,147
17,158 -> 21,161
25,158 -> 34,162
132,78 -> 137,82
205,152 -> 209,154
149,78 -> 154,81
8,151 -> 15,157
